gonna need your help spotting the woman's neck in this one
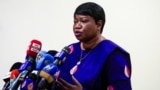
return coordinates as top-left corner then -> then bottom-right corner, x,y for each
81,36 -> 106,50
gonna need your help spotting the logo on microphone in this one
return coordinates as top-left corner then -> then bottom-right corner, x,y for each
36,52 -> 43,61
43,64 -> 54,71
21,80 -> 26,88
27,82 -> 33,90
31,43 -> 41,53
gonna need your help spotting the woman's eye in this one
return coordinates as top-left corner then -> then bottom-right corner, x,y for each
81,19 -> 88,23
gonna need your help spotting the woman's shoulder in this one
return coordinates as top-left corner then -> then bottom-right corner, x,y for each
99,39 -> 129,54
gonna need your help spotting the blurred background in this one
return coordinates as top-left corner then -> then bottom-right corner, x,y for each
0,0 -> 160,89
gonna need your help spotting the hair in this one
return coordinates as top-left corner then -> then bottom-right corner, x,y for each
74,2 -> 105,34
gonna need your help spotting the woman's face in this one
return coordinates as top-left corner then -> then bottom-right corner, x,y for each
73,14 -> 101,42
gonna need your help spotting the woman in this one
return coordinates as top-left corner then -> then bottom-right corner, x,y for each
56,2 -> 132,90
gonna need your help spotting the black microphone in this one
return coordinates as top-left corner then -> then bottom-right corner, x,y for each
47,50 -> 58,57
9,62 -> 23,71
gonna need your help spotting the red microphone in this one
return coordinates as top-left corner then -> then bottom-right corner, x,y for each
9,69 -> 20,89
19,39 -> 42,72
10,69 -> 20,82
26,39 -> 42,59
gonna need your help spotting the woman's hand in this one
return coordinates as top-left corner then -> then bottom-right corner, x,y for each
56,75 -> 83,90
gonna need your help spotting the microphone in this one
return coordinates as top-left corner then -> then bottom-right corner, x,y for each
47,50 -> 58,57
10,70 -> 29,90
35,50 -> 57,90
19,50 -> 58,90
3,72 -> 11,83
20,70 -> 38,90
2,62 -> 22,90
37,46 -> 71,90
19,39 -> 42,72
36,50 -> 55,70
9,62 -> 23,71
37,64 -> 58,90
2,72 -> 11,90
26,39 -> 42,59
3,62 -> 22,83
54,46 -> 71,65
35,50 -> 47,70
9,69 -> 20,85
9,39 -> 42,90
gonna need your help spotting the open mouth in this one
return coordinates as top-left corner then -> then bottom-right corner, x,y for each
75,31 -> 82,36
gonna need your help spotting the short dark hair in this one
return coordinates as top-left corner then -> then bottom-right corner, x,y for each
74,2 -> 105,33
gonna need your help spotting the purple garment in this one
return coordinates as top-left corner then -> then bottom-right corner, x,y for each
57,40 -> 132,90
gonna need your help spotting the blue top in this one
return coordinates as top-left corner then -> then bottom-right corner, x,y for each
57,40 -> 132,90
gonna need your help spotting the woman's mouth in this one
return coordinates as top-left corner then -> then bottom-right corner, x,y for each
75,31 -> 82,36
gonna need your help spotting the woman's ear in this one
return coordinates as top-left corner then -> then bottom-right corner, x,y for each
97,20 -> 103,32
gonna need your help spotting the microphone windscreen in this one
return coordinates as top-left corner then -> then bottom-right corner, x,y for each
3,72 -> 11,82
47,50 -> 58,57
9,62 -> 22,71
39,71 -> 54,84
36,51 -> 55,70
39,63 -> 58,83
